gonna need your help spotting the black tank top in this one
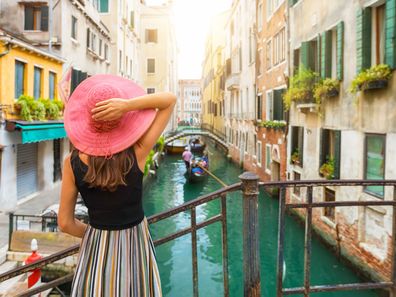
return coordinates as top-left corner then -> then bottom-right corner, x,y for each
70,149 -> 144,230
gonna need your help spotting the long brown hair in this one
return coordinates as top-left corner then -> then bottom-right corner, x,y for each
83,147 -> 135,192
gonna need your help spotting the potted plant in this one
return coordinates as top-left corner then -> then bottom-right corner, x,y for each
38,98 -> 61,120
319,157 -> 335,179
283,67 -> 319,109
291,148 -> 300,165
313,78 -> 340,105
15,95 -> 35,121
349,64 -> 392,93
260,120 -> 287,130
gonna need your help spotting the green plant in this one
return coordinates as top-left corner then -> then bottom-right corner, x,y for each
16,95 -> 35,121
291,148 -> 300,164
349,64 -> 392,93
53,99 -> 64,112
156,136 -> 165,152
38,98 -> 61,120
284,67 -> 319,109
144,150 -> 155,176
319,157 -> 335,179
258,120 -> 287,129
30,100 -> 46,120
313,78 -> 340,104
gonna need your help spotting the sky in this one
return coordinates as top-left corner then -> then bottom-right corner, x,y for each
146,0 -> 232,79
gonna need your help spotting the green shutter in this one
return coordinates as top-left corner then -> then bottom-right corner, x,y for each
289,0 -> 298,6
319,129 -> 329,168
356,7 -> 372,73
385,0 -> 396,68
24,7 -> 34,30
41,6 -> 49,31
337,21 -> 345,80
298,127 -> 304,166
317,35 -> 321,75
273,89 -> 284,121
301,41 -> 310,70
321,31 -> 332,78
99,0 -> 109,13
334,130 -> 341,179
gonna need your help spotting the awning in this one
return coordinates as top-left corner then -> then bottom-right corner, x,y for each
15,123 -> 66,144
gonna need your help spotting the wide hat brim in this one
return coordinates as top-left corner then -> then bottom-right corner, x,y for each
64,74 -> 156,156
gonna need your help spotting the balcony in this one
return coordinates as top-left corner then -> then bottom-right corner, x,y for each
226,73 -> 240,91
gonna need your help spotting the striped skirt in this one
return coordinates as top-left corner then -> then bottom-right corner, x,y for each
71,218 -> 162,297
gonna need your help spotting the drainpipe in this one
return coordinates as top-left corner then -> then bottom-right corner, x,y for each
49,0 -> 53,52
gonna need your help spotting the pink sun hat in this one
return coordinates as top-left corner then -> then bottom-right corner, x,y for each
64,74 -> 156,157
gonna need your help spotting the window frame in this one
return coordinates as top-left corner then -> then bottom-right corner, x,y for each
364,133 -> 386,199
15,60 -> 26,99
33,66 -> 43,99
49,71 -> 57,100
145,29 -> 158,43
71,16 -> 78,40
265,144 -> 272,173
257,141 -> 262,167
147,58 -> 156,74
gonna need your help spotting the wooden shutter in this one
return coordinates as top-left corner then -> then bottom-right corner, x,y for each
273,89 -> 284,121
321,31 -> 332,78
298,127 -> 304,166
301,41 -> 310,70
386,0 -> 396,68
24,6 -> 34,30
40,6 -> 49,31
356,7 -> 372,73
333,130 -> 341,179
337,21 -> 345,80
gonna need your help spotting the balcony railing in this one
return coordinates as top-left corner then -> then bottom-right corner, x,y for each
1,177 -> 396,297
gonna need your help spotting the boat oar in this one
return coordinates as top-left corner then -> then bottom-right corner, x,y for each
196,163 -> 228,187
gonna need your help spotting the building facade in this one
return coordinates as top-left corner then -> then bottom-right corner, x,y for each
288,0 -> 396,280
140,1 -> 178,131
201,11 -> 229,135
99,0 -> 142,82
178,79 -> 201,126
255,0 -> 288,183
0,30 -> 66,210
224,0 -> 257,169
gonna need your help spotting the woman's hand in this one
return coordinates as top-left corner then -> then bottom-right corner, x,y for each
91,98 -> 128,121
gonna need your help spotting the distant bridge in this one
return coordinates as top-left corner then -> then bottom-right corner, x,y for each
164,128 -> 228,150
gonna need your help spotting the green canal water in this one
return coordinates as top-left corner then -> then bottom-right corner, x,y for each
144,139 -> 382,297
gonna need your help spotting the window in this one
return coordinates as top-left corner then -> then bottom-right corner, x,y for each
293,171 -> 301,195
253,135 -> 257,156
99,0 -> 109,13
147,58 -> 155,74
256,94 -> 262,120
91,33 -> 96,52
293,48 -> 300,74
257,2 -> 263,31
372,4 -> 386,65
104,44 -> 109,60
49,72 -> 56,100
245,132 -> 248,153
266,91 -> 273,120
266,90 -> 285,121
266,40 -> 272,69
257,141 -> 262,166
125,56 -> 128,76
265,144 -> 271,171
15,61 -> 25,99
99,39 -> 103,56
257,48 -> 263,76
130,11 -> 135,29
291,126 -> 304,166
324,188 -> 336,221
33,67 -> 42,99
364,134 -> 386,198
71,16 -> 78,40
86,28 -> 90,48
319,129 -> 341,179
119,50 -> 122,72
266,0 -> 273,18
24,6 -> 48,31
145,29 -> 158,43
147,88 -> 155,94
273,28 -> 286,66
130,59 -> 133,77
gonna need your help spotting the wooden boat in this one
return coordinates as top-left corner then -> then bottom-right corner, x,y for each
165,138 -> 189,154
188,158 -> 209,183
189,137 -> 206,154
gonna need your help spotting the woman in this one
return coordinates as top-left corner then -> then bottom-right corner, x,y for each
58,74 -> 176,296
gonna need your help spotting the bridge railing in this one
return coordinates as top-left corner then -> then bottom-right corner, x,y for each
200,124 -> 226,142
1,177 -> 396,297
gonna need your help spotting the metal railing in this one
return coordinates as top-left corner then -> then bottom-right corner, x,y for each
1,176 -> 396,297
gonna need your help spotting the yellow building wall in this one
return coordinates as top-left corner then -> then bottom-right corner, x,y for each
0,42 -> 63,119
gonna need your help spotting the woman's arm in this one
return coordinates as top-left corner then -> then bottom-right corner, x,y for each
58,154 -> 87,238
91,92 -> 176,170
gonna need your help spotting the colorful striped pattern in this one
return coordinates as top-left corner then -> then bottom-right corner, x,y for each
71,218 -> 162,296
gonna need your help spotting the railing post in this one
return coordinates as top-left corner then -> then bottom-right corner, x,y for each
239,172 -> 261,297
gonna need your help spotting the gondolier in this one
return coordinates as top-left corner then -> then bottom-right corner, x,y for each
182,147 -> 193,169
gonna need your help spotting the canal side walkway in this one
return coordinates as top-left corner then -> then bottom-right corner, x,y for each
0,184 -> 61,259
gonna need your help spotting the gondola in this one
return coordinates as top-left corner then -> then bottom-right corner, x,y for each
189,137 -> 206,154
165,138 -> 189,154
187,157 -> 209,183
